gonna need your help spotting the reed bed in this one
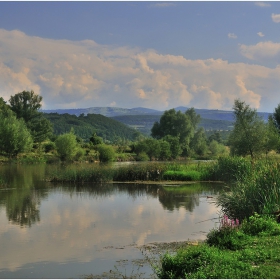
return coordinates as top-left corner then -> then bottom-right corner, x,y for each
217,159 -> 280,221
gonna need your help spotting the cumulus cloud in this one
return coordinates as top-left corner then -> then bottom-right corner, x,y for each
240,41 -> 280,60
228,33 -> 237,39
257,32 -> 265,37
255,2 -> 271,7
272,13 -> 280,23
0,28 -> 280,112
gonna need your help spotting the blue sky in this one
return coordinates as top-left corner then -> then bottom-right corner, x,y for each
0,1 -> 280,112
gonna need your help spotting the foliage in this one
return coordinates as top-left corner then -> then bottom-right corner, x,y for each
135,152 -> 150,161
151,108 -> 200,147
271,103 -> 280,132
228,99 -> 267,158
156,213 -> 280,279
217,159 -> 280,221
89,132 -> 103,145
9,90 -> 42,122
96,144 -> 116,162
207,156 -> 252,182
190,127 -> 208,156
43,141 -> 56,153
55,131 -> 78,161
44,112 -> 142,143
241,213 -> 280,236
162,135 -> 182,159
157,243 -> 264,279
0,110 -> 33,156
163,170 -> 202,181
113,162 -> 167,181
9,90 -> 53,143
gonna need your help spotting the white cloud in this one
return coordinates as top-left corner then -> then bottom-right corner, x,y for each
272,13 -> 280,23
240,41 -> 280,60
228,33 -> 237,39
257,32 -> 265,37
0,29 -> 280,112
255,2 -> 271,7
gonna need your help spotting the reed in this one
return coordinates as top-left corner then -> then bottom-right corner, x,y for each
217,160 -> 280,221
48,165 -> 114,183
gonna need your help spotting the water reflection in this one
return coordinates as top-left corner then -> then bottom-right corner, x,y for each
0,164 -> 225,278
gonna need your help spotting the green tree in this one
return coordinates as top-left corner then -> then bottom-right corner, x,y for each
89,132 -> 103,145
97,144 -> 115,162
151,108 -> 200,154
0,97 -> 11,117
0,110 -> 33,156
158,140 -> 171,160
190,127 -> 208,156
264,116 -> 280,155
9,90 -> 53,143
272,103 -> 280,132
163,135 -> 182,159
9,90 -> 42,122
55,131 -> 78,161
228,99 -> 267,158
208,131 -> 222,144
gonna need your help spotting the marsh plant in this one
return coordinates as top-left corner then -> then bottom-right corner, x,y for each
156,213 -> 280,279
217,160 -> 280,221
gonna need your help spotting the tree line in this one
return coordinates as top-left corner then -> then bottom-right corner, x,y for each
1,90 -> 280,162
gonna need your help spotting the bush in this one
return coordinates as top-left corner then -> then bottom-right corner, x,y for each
135,152 -> 149,161
241,213 -> 280,236
55,132 -> 78,161
97,144 -> 115,162
43,142 -> 56,153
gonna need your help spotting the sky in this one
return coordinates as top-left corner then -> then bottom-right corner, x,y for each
0,1 -> 280,112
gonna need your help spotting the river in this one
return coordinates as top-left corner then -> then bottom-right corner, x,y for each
0,163 -> 225,278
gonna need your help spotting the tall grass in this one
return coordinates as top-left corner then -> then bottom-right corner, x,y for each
48,164 -> 114,183
217,159 -> 280,221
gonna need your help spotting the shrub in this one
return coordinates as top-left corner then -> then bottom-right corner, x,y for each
135,152 -> 149,161
241,213 -> 280,236
55,132 -> 78,161
43,142 -> 56,153
97,144 -> 115,162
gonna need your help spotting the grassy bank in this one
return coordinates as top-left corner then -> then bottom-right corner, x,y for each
47,161 -> 215,183
156,213 -> 280,279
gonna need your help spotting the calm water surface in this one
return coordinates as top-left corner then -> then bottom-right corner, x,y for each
0,164 -> 225,278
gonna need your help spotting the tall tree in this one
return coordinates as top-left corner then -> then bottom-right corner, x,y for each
228,99 -> 266,158
9,90 -> 53,143
151,108 -> 200,146
9,90 -> 42,122
0,110 -> 33,156
271,103 -> 280,134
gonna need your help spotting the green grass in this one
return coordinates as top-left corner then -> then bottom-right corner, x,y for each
163,170 -> 202,181
156,213 -> 280,279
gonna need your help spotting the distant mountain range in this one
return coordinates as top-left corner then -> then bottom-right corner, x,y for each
42,106 -> 271,122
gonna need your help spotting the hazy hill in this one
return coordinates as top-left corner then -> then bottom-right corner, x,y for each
43,106 -> 271,121
42,106 -> 162,117
43,106 -> 271,138
43,113 -> 141,142
111,115 -> 234,136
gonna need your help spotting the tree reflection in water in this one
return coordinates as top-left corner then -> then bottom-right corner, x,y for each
0,163 -> 225,228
